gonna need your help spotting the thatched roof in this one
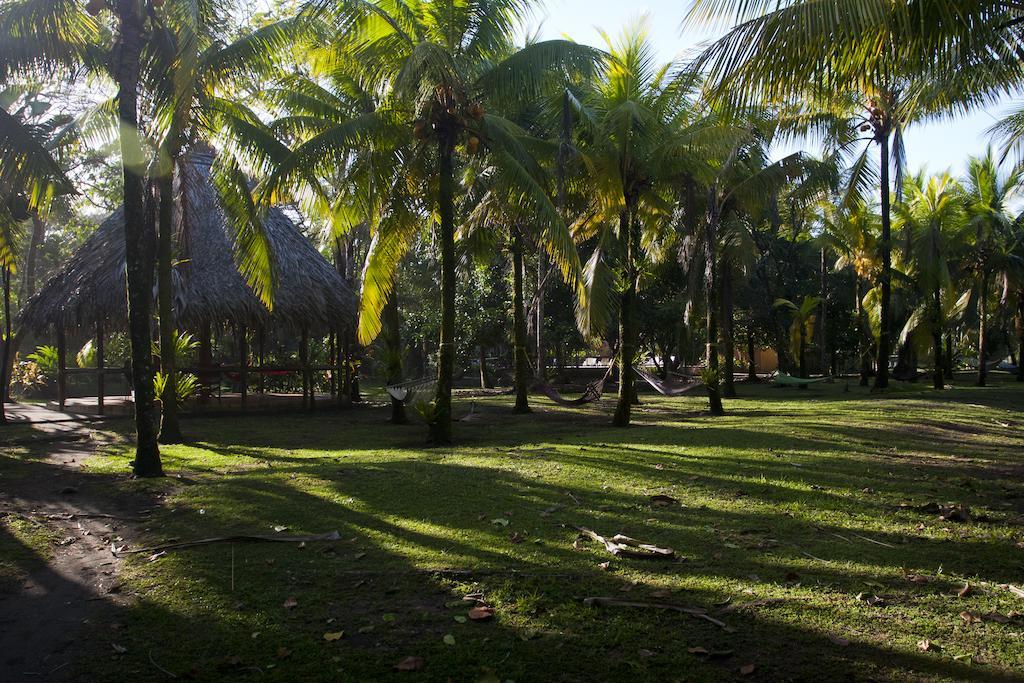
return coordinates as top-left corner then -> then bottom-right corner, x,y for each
20,151 -> 356,335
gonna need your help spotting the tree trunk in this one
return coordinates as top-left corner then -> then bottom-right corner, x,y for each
21,213 -> 45,299
477,345 -> 492,389
156,171 -> 182,443
819,246 -> 828,375
429,138 -> 456,444
1017,297 -> 1023,382
613,209 -> 636,427
977,275 -> 988,386
117,0 -> 161,476
704,194 -> 725,416
798,325 -> 808,388
0,268 -> 11,423
945,333 -> 954,381
536,246 -> 546,381
933,286 -> 944,390
746,327 -> 757,381
721,257 -> 736,398
511,230 -> 530,413
382,286 -> 407,424
856,278 -> 871,386
874,130 -> 892,390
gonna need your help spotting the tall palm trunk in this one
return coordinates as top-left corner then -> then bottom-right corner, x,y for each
945,333 -> 954,380
721,257 -> 736,398
856,278 -> 871,386
382,286 -> 407,424
156,169 -> 182,443
117,0 -> 161,476
819,246 -> 828,375
746,327 -> 757,380
613,209 -> 636,427
976,274 -> 989,386
704,194 -> 725,416
0,267 -> 11,423
874,130 -> 892,390
932,286 -> 944,390
2,213 -> 46,403
1017,296 -> 1023,382
429,138 -> 456,444
511,229 -> 530,413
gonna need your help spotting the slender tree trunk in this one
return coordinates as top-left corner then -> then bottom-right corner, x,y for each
382,287 -> 407,424
1017,297 -> 1023,382
2,213 -> 47,403
613,209 -> 636,427
721,257 -> 736,398
933,287 -> 944,390
856,279 -> 871,386
746,327 -> 757,380
478,345 -> 492,389
156,170 -> 182,443
511,230 -> 530,413
536,246 -> 546,381
819,246 -> 828,375
429,138 -> 456,444
874,132 -> 892,390
798,326 -> 808,388
117,0 -> 161,476
0,268 -> 11,423
977,274 -> 989,386
945,333 -> 954,380
704,195 -> 725,416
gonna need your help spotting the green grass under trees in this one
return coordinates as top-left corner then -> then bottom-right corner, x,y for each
11,377 -> 1024,681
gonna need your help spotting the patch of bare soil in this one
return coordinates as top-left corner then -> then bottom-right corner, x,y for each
0,433 -> 157,681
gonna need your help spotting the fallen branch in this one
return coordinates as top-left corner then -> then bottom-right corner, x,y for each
574,527 -> 675,560
849,532 -> 896,549
117,531 -> 342,555
47,512 -> 144,523
584,597 -> 732,630
149,649 -> 177,679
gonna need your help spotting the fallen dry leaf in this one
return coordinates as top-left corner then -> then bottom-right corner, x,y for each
276,647 -> 292,659
957,583 -> 972,598
828,634 -> 850,647
918,639 -> 940,652
960,611 -> 982,624
283,597 -> 298,610
688,647 -> 709,655
740,663 -> 756,675
323,631 -> 344,641
393,656 -> 424,672
468,605 -> 495,621
650,494 -> 678,507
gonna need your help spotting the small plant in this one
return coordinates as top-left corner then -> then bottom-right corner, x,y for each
11,356 -> 47,395
26,345 -> 59,377
154,371 -> 199,407
698,366 -> 720,390
152,330 -> 200,365
76,339 -> 96,368
413,399 -> 439,426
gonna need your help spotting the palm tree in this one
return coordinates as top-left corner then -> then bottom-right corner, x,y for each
821,200 -> 881,385
686,0 -> 1019,391
143,4 -> 297,443
572,22 -> 707,426
266,0 -> 594,442
895,173 -> 970,389
961,151 -> 1024,385
775,295 -> 822,385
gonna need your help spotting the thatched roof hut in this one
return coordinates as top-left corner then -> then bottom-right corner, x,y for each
20,150 -> 355,336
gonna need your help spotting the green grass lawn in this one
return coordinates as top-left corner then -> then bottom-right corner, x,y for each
45,376 -> 1024,680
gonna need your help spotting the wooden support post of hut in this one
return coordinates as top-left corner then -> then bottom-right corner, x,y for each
328,331 -> 336,400
198,322 -> 212,405
96,318 -> 105,416
300,328 -> 311,411
239,324 -> 248,411
56,325 -> 67,411
257,326 -> 266,395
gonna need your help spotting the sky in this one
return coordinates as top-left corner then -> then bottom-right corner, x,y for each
522,0 -> 1017,177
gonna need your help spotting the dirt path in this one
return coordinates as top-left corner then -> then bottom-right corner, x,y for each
0,425 -> 157,681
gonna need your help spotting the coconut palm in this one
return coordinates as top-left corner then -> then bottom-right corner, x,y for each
894,173 -> 971,389
820,200 -> 881,385
961,151 -> 1024,385
262,0 -> 595,442
774,295 -> 821,384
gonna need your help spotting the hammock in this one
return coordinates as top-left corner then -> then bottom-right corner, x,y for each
634,367 -> 701,397
385,376 -> 436,403
535,365 -> 614,407
772,371 -> 829,386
